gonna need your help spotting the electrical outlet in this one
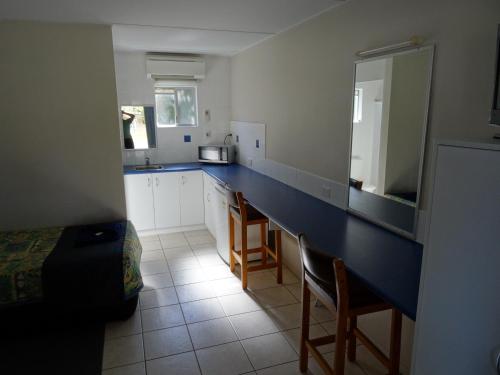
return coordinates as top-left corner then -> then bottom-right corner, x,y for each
236,135 -> 239,143
321,185 -> 332,199
184,135 -> 191,142
256,139 -> 260,148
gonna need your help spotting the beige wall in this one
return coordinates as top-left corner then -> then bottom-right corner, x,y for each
0,21 -> 126,230
231,0 -> 500,209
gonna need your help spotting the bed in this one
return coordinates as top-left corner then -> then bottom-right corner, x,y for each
0,220 -> 143,317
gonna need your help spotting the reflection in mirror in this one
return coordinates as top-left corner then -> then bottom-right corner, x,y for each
121,105 -> 157,150
348,47 -> 433,237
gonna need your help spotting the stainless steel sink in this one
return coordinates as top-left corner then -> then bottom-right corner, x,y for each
134,165 -> 164,171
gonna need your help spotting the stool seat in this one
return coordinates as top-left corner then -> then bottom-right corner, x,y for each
229,204 -> 268,223
305,270 -> 384,310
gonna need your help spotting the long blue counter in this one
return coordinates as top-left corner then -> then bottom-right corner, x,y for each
124,162 -> 423,320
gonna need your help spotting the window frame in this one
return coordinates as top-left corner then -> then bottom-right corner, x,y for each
154,83 -> 199,128
353,88 -> 363,124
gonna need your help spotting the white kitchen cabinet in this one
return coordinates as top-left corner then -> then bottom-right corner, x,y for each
153,173 -> 181,229
124,174 -> 155,231
124,170 -> 204,231
203,173 -> 217,236
180,171 -> 204,226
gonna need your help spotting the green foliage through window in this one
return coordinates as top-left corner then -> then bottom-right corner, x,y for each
155,85 -> 198,127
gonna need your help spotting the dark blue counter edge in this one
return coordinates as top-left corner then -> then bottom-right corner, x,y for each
124,162 -> 422,320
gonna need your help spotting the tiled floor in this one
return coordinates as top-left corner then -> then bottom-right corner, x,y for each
102,230 -> 411,375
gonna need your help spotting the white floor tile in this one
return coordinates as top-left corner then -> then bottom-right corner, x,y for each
250,286 -> 297,308
142,272 -> 174,291
184,229 -> 211,238
191,243 -> 219,256
140,287 -> 178,309
309,301 -> 335,323
139,234 -> 159,243
141,304 -> 185,331
164,246 -> 195,260
285,283 -> 302,301
196,341 -> 253,375
176,282 -> 218,303
196,253 -> 225,267
161,234 -> 189,249
146,351 -> 201,375
140,260 -> 169,276
282,324 -> 334,355
271,267 -> 299,284
102,334 -> 144,369
141,240 -> 162,252
203,265 -> 234,281
181,298 -> 226,324
172,268 -> 208,285
105,310 -> 142,339
102,362 -> 146,375
186,234 -> 215,246
188,317 -> 238,349
229,310 -> 279,340
209,277 -> 243,297
143,325 -> 193,360
218,292 -> 262,316
168,256 -> 201,271
241,332 -> 298,370
266,303 -> 315,331
255,361 -> 311,375
246,271 -> 280,290
141,250 -> 165,262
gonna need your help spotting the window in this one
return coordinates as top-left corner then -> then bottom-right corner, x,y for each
154,83 -> 198,127
353,88 -> 363,123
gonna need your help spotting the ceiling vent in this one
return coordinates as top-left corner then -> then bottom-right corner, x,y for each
145,54 -> 205,80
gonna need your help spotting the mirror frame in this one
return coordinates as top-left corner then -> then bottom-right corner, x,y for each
346,45 -> 435,239
121,104 -> 158,151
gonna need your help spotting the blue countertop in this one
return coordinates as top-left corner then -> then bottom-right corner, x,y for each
125,162 -> 423,320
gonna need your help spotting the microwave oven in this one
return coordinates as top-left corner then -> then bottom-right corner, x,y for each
198,144 -> 235,164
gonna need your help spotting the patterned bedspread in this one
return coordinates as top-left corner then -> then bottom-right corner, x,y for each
0,221 -> 143,307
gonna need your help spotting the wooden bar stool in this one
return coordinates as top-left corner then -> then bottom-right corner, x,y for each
298,233 -> 402,375
228,191 -> 282,289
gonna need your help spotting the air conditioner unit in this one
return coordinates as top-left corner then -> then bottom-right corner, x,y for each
145,54 -> 205,80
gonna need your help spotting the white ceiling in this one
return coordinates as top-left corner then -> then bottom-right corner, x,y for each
1,0 -> 346,55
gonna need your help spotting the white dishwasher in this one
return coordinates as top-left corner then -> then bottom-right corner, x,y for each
213,183 -> 261,264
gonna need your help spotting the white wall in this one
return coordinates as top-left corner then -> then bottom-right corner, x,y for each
230,0 -> 500,211
114,52 -> 231,165
0,21 -> 126,230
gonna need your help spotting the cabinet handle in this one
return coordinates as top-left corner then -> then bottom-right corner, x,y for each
156,177 -> 159,187
207,192 -> 211,202
181,176 -> 186,185
147,177 -> 151,187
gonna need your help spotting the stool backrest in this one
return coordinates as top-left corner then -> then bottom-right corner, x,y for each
226,190 -> 248,222
298,233 -> 349,310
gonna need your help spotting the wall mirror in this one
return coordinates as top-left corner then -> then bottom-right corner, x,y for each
347,46 -> 434,238
121,105 -> 157,150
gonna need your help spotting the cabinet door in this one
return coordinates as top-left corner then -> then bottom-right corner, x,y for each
124,174 -> 155,231
153,173 -> 181,229
180,171 -> 204,226
203,173 -> 216,236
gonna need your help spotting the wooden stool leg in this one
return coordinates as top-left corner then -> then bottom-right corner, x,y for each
275,229 -> 282,284
389,309 -> 402,375
299,280 -> 311,372
260,223 -> 267,265
347,316 -> 357,361
241,225 -> 248,289
229,214 -> 235,272
334,306 -> 348,375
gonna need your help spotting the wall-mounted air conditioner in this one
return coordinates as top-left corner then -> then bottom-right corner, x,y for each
145,54 -> 205,80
